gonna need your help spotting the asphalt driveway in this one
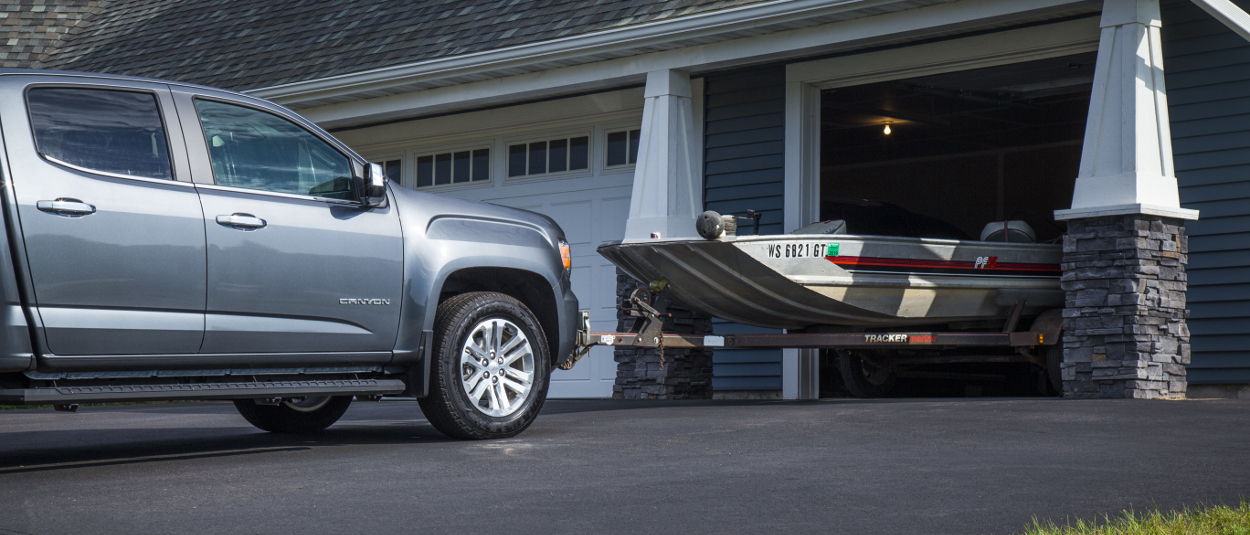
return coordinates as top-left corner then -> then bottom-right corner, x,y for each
0,397 -> 1247,534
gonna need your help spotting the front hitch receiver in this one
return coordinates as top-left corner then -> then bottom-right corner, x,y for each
564,280 -> 675,370
562,311 -> 595,370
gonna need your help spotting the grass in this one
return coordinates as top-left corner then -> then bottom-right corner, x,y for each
1023,500 -> 1250,535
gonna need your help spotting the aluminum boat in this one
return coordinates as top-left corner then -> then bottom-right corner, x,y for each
597,234 -> 1063,330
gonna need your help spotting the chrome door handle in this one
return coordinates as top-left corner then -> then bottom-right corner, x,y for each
216,213 -> 266,229
37,198 -> 96,215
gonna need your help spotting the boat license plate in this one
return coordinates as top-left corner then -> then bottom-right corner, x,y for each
765,242 -> 830,259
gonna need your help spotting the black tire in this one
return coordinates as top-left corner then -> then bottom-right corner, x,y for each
1045,343 -> 1064,395
233,396 -> 353,434
838,349 -> 896,398
418,291 -> 550,440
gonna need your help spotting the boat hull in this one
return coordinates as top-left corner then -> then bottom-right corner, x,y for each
597,235 -> 1062,329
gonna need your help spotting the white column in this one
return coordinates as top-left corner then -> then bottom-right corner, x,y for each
1055,0 -> 1198,221
781,347 -> 819,400
623,70 -> 703,241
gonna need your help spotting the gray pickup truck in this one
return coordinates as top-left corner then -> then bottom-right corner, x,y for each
0,70 -> 580,439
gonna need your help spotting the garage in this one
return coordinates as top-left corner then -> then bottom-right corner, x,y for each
812,52 -> 1096,395
819,52 -> 1094,244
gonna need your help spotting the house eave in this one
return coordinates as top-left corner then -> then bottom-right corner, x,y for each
249,0 -> 942,106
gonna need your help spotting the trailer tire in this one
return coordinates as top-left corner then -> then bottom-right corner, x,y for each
233,396 -> 352,434
418,291 -> 550,440
838,349 -> 896,398
1045,343 -> 1063,395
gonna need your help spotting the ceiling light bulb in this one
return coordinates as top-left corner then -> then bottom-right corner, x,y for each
883,124 -> 892,135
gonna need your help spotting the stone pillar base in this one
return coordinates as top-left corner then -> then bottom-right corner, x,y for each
1061,215 -> 1191,399
612,270 -> 713,399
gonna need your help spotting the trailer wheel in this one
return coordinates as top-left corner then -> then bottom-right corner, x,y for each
838,349 -> 896,398
233,396 -> 353,434
1045,343 -> 1063,395
418,291 -> 550,440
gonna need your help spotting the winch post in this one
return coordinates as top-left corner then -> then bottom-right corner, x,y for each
627,283 -> 670,348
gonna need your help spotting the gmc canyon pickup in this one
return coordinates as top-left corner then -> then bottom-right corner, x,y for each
0,70 -> 580,439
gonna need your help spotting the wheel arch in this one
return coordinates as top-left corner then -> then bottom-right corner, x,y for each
435,266 -> 560,361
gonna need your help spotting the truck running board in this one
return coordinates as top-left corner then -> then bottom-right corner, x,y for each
0,378 -> 407,405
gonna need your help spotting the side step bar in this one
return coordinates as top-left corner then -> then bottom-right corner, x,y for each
0,378 -> 407,405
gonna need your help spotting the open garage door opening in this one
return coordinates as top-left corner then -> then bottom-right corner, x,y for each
819,52 -> 1094,243
816,52 -> 1094,398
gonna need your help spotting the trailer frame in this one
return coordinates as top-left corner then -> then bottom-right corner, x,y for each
561,285 -> 1063,370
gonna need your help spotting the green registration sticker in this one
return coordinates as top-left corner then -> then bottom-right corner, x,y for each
826,243 -> 840,257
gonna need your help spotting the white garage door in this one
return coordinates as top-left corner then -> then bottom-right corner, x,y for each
493,184 -> 631,398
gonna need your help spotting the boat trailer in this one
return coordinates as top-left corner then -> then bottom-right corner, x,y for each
562,281 -> 1063,370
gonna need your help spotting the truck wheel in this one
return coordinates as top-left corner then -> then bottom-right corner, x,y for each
838,349 -> 896,398
418,291 -> 550,440
232,396 -> 353,434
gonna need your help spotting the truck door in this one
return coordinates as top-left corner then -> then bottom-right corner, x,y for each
0,78 -> 206,356
172,91 -> 404,356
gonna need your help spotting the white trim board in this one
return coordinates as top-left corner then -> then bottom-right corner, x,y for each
785,16 -> 1100,87
283,0 -> 1097,128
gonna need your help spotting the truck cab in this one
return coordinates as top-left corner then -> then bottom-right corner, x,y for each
0,70 -> 580,439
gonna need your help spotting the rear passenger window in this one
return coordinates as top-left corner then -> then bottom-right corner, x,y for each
27,88 -> 172,179
194,99 -> 354,200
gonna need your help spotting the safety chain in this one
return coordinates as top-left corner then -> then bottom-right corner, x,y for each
657,333 -> 665,371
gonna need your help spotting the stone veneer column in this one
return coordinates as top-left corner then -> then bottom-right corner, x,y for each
612,270 -> 714,399
1061,216 -> 1190,398
1055,0 -> 1198,398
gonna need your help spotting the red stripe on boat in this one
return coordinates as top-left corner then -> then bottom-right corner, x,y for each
827,256 -> 1061,274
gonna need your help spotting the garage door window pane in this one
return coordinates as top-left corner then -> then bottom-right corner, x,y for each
28,88 -> 172,179
453,151 -> 471,183
472,149 -> 490,181
570,136 -> 589,170
606,131 -> 627,167
628,129 -> 641,164
417,155 -> 433,187
383,159 -> 401,182
509,144 -> 527,177
195,99 -> 354,199
549,139 -> 568,173
528,141 -> 547,174
434,153 -> 452,185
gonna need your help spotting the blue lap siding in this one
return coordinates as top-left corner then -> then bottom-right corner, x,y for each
1163,0 -> 1250,384
703,65 -> 787,391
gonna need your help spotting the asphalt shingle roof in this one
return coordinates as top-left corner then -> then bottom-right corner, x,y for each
36,0 -> 769,92
1,0 -> 101,69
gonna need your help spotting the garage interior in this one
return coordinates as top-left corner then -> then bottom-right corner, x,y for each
816,52 -> 1096,397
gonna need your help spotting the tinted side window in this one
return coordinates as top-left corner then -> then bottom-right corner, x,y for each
27,88 -> 172,179
194,99 -> 354,200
